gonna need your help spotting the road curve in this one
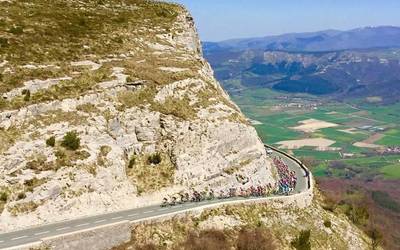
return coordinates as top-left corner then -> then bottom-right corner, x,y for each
0,146 -> 311,249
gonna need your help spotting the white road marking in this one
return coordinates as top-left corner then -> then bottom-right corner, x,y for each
0,150 -> 306,247
75,223 -> 89,227
56,227 -> 70,231
34,231 -> 49,236
111,216 -> 123,220
11,236 -> 28,241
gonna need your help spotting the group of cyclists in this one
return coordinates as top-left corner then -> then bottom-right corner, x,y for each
161,185 -> 275,207
161,156 -> 299,207
274,157 -> 298,194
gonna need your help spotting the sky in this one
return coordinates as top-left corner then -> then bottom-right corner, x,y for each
167,0 -> 400,42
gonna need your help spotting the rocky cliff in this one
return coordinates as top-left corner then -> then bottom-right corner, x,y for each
0,0 -> 276,231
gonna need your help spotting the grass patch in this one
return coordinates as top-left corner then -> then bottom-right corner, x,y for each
0,187 -> 10,213
30,110 -> 85,128
9,201 -> 42,216
223,166 -> 240,175
26,147 -> 90,173
24,177 -> 47,193
97,145 -> 112,167
126,152 -> 175,195
117,85 -> 157,109
155,96 -> 196,120
380,164 -> 400,179
76,103 -> 100,114
118,86 -> 197,120
0,126 -> 20,154
376,129 -> 400,146
0,65 -> 73,95
26,153 -> 57,173
55,148 -> 90,168
293,150 -> 341,161
0,0 -> 183,65
4,67 -> 112,111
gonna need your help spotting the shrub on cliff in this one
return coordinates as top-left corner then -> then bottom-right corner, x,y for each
183,229 -> 230,250
128,156 -> 136,169
236,227 -> 277,250
147,153 -> 162,165
22,89 -> 30,101
323,219 -> 332,228
344,204 -> 369,226
0,192 -> 8,202
17,192 -> 26,200
366,226 -> 383,250
291,229 -> 311,250
46,136 -> 56,147
61,131 -> 80,151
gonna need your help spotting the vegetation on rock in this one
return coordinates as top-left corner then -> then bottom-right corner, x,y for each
291,230 -> 311,250
61,131 -> 80,151
236,227 -> 277,250
126,152 -> 175,195
45,136 -> 55,147
147,153 -> 162,165
183,229 -> 230,250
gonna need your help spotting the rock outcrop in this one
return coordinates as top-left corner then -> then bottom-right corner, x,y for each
0,0 -> 276,231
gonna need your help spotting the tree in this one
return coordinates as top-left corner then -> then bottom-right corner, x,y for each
61,131 -> 80,150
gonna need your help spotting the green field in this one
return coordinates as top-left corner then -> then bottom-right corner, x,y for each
293,150 -> 341,161
228,86 -> 400,180
381,164 -> 400,179
376,129 -> 400,146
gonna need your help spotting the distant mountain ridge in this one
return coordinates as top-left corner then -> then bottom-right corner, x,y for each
204,26 -> 400,52
203,26 -> 400,103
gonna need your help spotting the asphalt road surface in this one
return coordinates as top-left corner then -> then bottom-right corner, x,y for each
0,146 -> 309,249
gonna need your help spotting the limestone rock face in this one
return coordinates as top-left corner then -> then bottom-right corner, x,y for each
0,0 -> 276,232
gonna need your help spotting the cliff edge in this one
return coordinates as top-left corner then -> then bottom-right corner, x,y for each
0,0 -> 276,231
